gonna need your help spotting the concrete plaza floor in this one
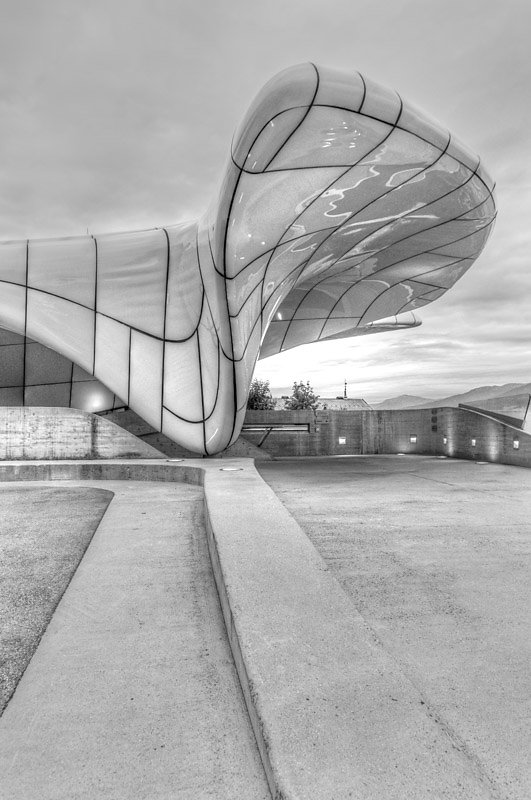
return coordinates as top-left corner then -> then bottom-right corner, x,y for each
258,455 -> 531,800
1,456 -> 529,799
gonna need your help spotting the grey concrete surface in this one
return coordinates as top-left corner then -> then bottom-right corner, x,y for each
204,459 -> 510,800
258,455 -> 531,800
0,406 -> 165,459
2,456 -> 528,799
0,479 -> 269,800
0,486 -> 113,712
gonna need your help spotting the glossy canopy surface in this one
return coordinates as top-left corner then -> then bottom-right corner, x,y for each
0,64 -> 496,454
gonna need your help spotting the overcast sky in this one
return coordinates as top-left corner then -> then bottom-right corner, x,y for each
0,0 -> 529,402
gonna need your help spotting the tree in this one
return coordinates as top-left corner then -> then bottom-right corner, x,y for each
247,378 -> 277,410
284,381 -> 320,410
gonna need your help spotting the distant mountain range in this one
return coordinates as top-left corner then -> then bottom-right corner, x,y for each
372,394 -> 432,410
372,383 -> 531,419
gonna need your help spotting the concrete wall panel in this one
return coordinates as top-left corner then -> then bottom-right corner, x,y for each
0,407 -> 164,460
243,407 -> 531,468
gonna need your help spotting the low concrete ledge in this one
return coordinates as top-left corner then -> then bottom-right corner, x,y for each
0,458 -> 494,798
0,459 -> 204,485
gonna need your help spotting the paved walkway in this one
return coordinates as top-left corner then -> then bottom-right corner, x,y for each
0,480 -> 269,800
258,455 -> 531,800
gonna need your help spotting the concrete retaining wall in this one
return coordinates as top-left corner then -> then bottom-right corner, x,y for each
243,407 -> 531,467
442,406 -> 531,467
244,409 -> 364,457
3,405 -> 529,467
0,407 -> 164,460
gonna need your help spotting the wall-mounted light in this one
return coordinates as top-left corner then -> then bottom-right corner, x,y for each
513,438 -> 520,450
471,438 -> 476,447
443,436 -> 448,445
409,434 -> 417,443
338,436 -> 346,445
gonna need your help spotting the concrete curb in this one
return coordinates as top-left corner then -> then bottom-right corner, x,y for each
0,459 -> 493,799
0,459 -> 204,485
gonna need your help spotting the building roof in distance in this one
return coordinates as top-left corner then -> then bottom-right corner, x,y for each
319,398 -> 372,410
